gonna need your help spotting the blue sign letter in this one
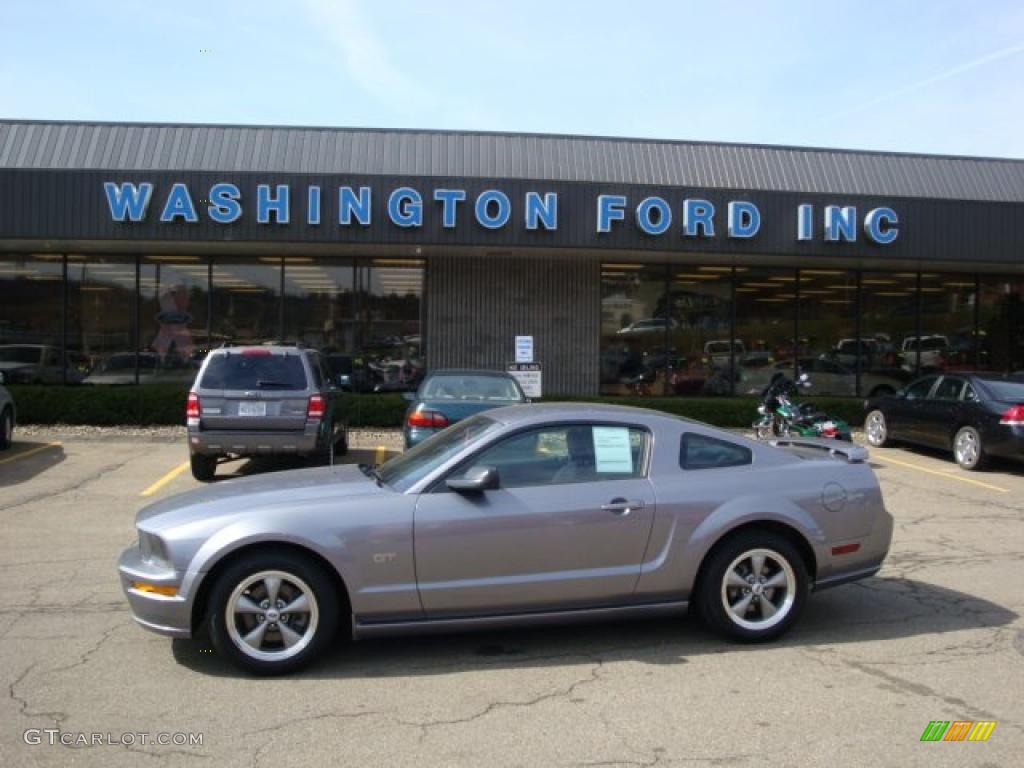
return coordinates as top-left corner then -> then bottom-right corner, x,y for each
525,192 -> 558,230
797,204 -> 814,241
475,190 -> 511,229
636,197 -> 672,235
208,183 -> 241,224
257,184 -> 290,224
864,207 -> 898,244
597,194 -> 626,233
307,186 -> 321,226
825,205 -> 857,242
434,189 -> 466,228
683,199 -> 715,237
105,182 -> 153,222
727,201 -> 760,238
160,183 -> 199,223
339,187 -> 371,226
389,187 -> 423,227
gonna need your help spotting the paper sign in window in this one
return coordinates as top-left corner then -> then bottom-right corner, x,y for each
592,427 -> 633,473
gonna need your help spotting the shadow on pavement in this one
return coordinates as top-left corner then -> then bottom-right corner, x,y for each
172,577 -> 1017,679
874,443 -> 1024,477
0,440 -> 66,487
209,448 -> 395,482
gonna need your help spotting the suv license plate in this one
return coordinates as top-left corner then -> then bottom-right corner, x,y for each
238,401 -> 267,417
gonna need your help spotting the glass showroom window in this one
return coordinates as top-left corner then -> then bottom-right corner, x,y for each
918,273 -> 977,373
796,269 -> 862,397
600,264 -> 669,396
978,275 -> 1024,373
139,255 -> 210,384
210,258 -> 282,344
665,266 -> 733,396
861,271 -> 917,379
732,267 -> 797,397
0,254 -> 65,384
282,258 -> 355,350
353,260 -> 424,393
67,255 -> 136,385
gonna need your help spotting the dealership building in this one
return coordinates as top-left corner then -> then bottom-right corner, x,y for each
0,119 -> 1022,397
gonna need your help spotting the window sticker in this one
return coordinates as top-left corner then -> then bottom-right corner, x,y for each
593,427 -> 633,473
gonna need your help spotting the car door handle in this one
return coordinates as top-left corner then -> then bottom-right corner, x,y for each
601,498 -> 644,515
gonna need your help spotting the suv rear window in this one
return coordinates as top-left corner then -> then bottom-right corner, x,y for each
200,353 -> 308,390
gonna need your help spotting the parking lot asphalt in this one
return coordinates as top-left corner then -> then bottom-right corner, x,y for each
1,430 -> 1022,767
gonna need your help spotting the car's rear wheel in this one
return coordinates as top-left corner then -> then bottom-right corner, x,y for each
0,408 -> 13,450
207,552 -> 339,675
697,531 -> 808,642
190,453 -> 217,482
864,410 -> 890,447
953,426 -> 988,471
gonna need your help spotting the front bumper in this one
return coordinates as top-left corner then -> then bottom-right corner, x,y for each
118,545 -> 193,639
188,426 -> 321,457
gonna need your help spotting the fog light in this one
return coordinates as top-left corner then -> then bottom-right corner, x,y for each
132,582 -> 178,597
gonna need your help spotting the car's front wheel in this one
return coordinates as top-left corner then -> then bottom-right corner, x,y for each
0,407 -> 13,450
953,426 -> 988,471
864,409 -> 890,447
697,531 -> 808,642
207,551 -> 339,675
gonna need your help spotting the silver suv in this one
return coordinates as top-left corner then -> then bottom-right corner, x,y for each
186,345 -> 347,481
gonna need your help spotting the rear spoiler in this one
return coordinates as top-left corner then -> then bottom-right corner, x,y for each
769,437 -> 869,464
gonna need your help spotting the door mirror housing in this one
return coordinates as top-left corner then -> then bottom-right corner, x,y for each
446,465 -> 499,493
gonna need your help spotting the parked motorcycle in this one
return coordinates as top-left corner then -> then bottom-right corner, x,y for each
752,373 -> 852,441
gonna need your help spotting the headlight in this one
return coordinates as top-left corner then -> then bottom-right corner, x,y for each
138,531 -> 171,567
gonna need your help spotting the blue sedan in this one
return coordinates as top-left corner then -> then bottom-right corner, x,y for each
402,369 -> 528,448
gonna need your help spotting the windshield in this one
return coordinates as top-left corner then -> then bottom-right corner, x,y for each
199,352 -> 308,390
0,346 -> 43,364
982,379 -> 1024,401
420,374 -> 523,401
377,415 -> 500,492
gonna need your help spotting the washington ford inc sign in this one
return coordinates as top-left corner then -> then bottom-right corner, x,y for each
103,182 -> 900,244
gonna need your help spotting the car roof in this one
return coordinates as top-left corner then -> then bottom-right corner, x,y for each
426,369 -> 516,378
483,401 -> 690,428
209,345 -> 307,355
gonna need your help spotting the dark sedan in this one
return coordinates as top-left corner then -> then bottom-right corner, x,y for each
864,373 -> 1024,470
402,369 -> 527,448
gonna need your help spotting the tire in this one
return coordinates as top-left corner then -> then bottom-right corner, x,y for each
207,551 -> 340,675
190,453 -> 217,482
0,408 -> 13,450
953,426 -> 988,471
336,428 -> 349,457
864,410 -> 890,447
696,530 -> 808,643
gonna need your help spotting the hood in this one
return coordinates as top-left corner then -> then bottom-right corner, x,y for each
136,463 -> 383,533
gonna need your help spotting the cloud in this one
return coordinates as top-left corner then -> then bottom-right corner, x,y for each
302,0 -> 434,112
819,39 -> 1024,125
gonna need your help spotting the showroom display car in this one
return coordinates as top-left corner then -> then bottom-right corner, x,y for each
120,403 -> 893,675
864,373 -> 1024,470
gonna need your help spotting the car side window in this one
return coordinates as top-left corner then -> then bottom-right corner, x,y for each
932,377 -> 964,401
963,383 -> 978,402
680,433 -> 753,470
307,354 -> 323,389
464,424 -> 648,488
904,377 -> 937,400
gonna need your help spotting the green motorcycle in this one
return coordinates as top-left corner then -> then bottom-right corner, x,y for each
752,373 -> 853,442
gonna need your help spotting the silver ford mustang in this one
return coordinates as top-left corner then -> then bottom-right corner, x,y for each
119,403 -> 893,675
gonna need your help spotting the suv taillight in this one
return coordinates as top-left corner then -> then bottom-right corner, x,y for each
408,410 -> 449,429
307,394 -> 326,419
1000,404 -> 1024,426
186,392 -> 200,419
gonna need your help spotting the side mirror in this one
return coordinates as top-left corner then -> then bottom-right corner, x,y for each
446,465 -> 499,493
402,391 -> 416,402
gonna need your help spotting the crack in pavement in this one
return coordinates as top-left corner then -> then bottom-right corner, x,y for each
8,664 -> 69,727
245,710 -> 383,768
0,458 -> 133,513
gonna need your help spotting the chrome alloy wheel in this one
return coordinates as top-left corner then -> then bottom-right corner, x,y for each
720,549 -> 796,631
226,570 -> 320,662
865,411 -> 887,446
955,429 -> 979,467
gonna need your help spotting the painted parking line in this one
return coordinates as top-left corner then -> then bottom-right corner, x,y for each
0,441 -> 62,466
141,460 -> 191,497
873,453 -> 1010,494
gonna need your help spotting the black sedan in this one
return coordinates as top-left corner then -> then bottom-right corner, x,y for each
864,373 -> 1024,470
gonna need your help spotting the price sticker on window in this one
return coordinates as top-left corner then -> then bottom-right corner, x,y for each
592,427 -> 633,473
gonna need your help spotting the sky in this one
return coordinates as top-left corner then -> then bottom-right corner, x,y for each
3,0 -> 1024,158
